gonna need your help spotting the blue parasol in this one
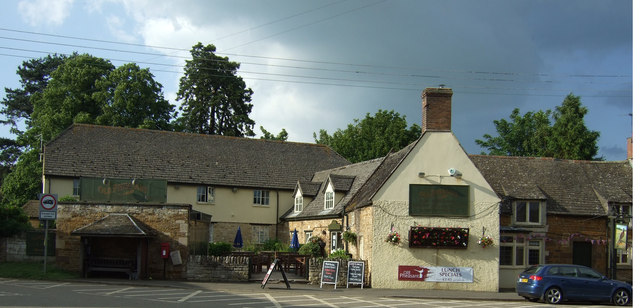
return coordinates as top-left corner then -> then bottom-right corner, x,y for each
290,228 -> 300,250
233,226 -> 243,248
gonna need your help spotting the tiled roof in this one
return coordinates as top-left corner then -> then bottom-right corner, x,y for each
470,155 -> 632,216
284,157 -> 384,220
346,141 -> 416,211
71,213 -> 154,237
44,124 -> 350,190
296,181 -> 322,197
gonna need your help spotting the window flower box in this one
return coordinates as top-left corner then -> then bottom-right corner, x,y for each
409,227 -> 469,248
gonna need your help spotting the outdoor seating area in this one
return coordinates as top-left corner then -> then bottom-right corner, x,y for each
237,252 -> 309,277
85,257 -> 137,280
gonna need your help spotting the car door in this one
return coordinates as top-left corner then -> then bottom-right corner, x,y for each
576,267 -> 611,300
553,266 -> 583,299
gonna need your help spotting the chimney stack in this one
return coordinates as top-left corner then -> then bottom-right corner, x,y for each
422,87 -> 453,133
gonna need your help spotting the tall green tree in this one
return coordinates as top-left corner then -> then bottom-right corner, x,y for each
1,54 -> 175,209
26,54 -> 115,144
176,42 -> 255,137
548,94 -> 600,160
259,126 -> 288,141
476,93 -> 600,160
1,54 -> 69,135
94,63 -> 175,130
314,110 -> 421,163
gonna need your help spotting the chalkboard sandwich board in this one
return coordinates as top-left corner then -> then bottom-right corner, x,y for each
320,260 -> 339,289
347,261 -> 364,289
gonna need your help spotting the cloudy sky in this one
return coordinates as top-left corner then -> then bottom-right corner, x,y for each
0,0 -> 633,160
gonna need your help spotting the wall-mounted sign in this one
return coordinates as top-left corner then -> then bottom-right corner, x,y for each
398,266 -> 473,283
615,224 -> 628,250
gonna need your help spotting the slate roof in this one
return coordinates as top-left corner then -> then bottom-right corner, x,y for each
469,155 -> 632,216
284,157 -> 384,220
44,124 -> 350,190
71,213 -> 154,237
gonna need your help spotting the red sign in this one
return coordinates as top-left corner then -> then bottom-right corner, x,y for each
398,265 -> 429,281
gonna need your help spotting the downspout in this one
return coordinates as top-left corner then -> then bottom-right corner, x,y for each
342,206 -> 348,254
276,191 -> 279,241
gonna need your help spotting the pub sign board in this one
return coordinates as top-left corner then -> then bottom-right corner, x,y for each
398,265 -> 473,283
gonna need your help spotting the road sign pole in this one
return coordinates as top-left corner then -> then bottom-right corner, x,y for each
43,219 -> 48,274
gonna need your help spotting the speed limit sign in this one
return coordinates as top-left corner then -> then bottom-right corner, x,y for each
38,194 -> 58,220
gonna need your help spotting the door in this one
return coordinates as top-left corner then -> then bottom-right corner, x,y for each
572,241 -> 592,267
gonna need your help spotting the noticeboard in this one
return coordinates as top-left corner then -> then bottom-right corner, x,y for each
347,261 -> 364,288
320,261 -> 339,289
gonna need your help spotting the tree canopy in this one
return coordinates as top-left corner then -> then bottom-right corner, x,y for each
476,94 -> 600,160
0,54 -> 175,209
176,42 -> 255,137
259,126 -> 288,141
314,109 -> 421,163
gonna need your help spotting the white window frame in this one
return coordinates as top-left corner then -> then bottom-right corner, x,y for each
330,231 -> 342,253
305,231 -> 313,243
294,195 -> 303,213
514,200 -> 543,225
73,178 -> 80,196
499,235 -> 543,267
252,225 -> 269,244
617,245 -> 632,265
253,190 -> 270,206
197,186 -> 215,203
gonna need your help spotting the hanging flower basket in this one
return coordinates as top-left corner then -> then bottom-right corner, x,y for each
478,236 -> 494,248
386,229 -> 401,244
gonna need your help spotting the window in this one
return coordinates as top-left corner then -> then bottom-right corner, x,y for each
253,190 -> 270,205
305,231 -> 313,243
500,235 -> 542,267
514,201 -> 542,224
617,245 -> 632,265
197,186 -> 215,203
330,231 -> 342,252
294,196 -> 303,212
409,184 -> 470,217
252,225 -> 269,244
73,179 -> 80,196
325,191 -> 334,209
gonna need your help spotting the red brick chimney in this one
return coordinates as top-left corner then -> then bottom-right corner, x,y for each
422,87 -> 453,133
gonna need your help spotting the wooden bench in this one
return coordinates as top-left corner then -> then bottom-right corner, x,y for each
86,258 -> 136,280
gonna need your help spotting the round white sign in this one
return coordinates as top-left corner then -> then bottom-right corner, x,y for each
40,194 -> 57,210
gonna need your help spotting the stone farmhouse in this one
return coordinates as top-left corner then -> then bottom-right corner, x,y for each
42,125 -> 349,278
283,87 -> 633,290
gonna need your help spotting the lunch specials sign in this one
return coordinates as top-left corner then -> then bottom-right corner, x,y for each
398,265 -> 473,283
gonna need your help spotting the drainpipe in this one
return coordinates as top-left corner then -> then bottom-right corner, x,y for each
276,191 -> 279,241
342,207 -> 348,254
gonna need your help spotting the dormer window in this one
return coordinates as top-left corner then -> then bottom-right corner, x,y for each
514,200 -> 542,224
324,184 -> 335,210
294,195 -> 303,212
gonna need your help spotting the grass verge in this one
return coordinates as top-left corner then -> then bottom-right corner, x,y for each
0,262 -> 79,280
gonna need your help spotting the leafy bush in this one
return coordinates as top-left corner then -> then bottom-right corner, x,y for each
208,242 -> 232,256
328,249 -> 350,260
0,206 -> 31,237
342,230 -> 357,244
298,236 -> 325,257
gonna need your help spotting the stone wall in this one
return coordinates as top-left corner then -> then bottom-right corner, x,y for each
186,255 -> 249,281
308,258 -> 369,287
0,234 -> 56,263
56,202 -> 191,279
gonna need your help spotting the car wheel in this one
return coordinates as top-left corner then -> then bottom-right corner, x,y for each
612,288 -> 630,306
544,287 -> 562,304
